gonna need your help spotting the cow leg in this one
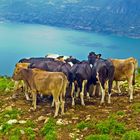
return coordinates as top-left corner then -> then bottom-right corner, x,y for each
116,81 -> 121,93
32,91 -> 37,110
60,94 -> 65,115
108,79 -> 113,104
92,85 -> 96,96
96,73 -> 105,104
51,98 -> 55,107
80,80 -> 86,106
86,80 -> 90,99
70,82 -> 75,106
128,76 -> 133,102
100,84 -> 105,104
54,95 -> 60,117
24,84 -> 31,101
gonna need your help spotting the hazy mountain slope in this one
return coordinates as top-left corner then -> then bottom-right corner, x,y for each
0,0 -> 140,37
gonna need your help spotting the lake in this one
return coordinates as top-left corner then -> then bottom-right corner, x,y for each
0,22 -> 140,76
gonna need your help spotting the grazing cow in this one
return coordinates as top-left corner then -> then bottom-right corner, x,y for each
12,68 -> 68,117
88,52 -> 115,104
12,63 -> 30,100
70,61 -> 92,106
110,57 -> 138,102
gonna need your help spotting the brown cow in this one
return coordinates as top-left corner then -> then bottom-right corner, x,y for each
110,57 -> 138,102
12,63 -> 30,100
12,67 -> 68,117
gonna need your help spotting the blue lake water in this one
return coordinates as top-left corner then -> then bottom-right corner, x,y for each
0,22 -> 140,76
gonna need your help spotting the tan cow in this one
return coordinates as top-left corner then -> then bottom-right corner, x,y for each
12,67 -> 68,117
12,63 -> 30,100
110,57 -> 138,102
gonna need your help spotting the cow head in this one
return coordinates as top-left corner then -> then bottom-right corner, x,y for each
12,63 -> 29,81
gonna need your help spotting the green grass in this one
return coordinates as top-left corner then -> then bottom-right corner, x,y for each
24,120 -> 36,128
0,76 -> 14,91
40,117 -> 57,140
132,103 -> 140,114
25,127 -> 35,140
0,123 -> 13,134
116,111 -> 125,116
77,121 -> 94,130
85,134 -> 111,140
95,117 -> 125,135
121,130 -> 140,140
9,127 -> 21,140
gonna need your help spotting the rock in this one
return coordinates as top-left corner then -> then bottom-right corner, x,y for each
7,119 -> 18,125
44,117 -> 49,124
83,127 -> 88,131
69,133 -> 75,138
5,106 -> 12,111
19,120 -> 27,124
85,115 -> 91,121
72,117 -> 79,120
20,130 -> 25,135
37,116 -> 46,121
56,119 -> 63,125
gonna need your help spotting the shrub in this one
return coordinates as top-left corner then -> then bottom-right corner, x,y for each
0,77 -> 14,91
85,134 -> 111,140
25,127 -> 35,140
132,103 -> 140,113
40,118 -> 57,140
95,118 -> 125,135
121,130 -> 140,140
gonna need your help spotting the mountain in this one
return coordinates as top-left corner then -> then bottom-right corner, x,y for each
0,0 -> 140,38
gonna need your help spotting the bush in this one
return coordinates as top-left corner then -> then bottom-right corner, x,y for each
137,67 -> 140,75
95,118 -> 125,135
121,130 -> 140,140
85,134 -> 111,140
25,127 -> 35,140
40,118 -> 57,140
0,77 -> 14,91
132,103 -> 140,113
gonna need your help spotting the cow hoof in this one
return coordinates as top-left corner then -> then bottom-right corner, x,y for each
61,112 -> 65,116
129,99 -> 133,103
81,103 -> 85,106
100,102 -> 105,105
54,115 -> 58,118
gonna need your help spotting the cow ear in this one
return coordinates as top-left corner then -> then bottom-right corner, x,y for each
97,54 -> 101,58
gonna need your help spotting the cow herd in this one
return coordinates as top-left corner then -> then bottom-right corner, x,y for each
12,52 -> 138,117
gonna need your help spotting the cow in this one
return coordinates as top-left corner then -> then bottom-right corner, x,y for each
70,61 -> 92,106
88,52 -> 115,104
110,57 -> 138,102
12,67 -> 68,117
19,57 -> 54,63
12,63 -> 31,100
28,60 -> 75,106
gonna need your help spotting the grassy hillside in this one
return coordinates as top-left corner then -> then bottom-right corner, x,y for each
0,74 -> 140,139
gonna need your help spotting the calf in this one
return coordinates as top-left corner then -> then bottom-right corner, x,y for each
12,68 -> 68,117
110,57 -> 138,102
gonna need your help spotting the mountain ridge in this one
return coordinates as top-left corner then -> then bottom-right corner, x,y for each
0,0 -> 140,38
